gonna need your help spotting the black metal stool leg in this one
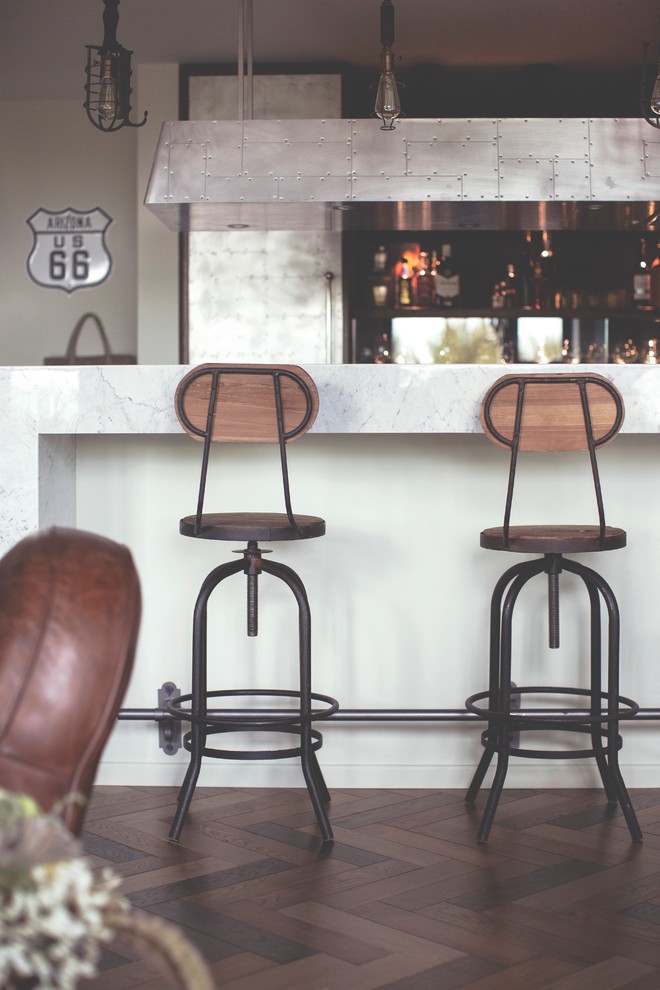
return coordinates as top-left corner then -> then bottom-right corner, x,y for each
583,578 -> 618,803
467,560 -> 544,810
466,562 -> 522,803
476,567 -> 532,842
169,559 -> 244,841
597,567 -> 642,841
555,559 -> 641,842
170,604 -> 208,840
310,750 -> 332,806
263,558 -> 334,842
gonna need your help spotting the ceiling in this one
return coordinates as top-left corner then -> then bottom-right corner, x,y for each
2,0 -> 660,104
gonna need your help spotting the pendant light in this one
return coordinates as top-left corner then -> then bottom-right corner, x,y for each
84,0 -> 147,132
642,2 -> 660,128
642,42 -> 660,128
374,0 -> 401,130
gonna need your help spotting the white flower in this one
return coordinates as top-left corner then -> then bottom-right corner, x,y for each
0,789 -> 128,990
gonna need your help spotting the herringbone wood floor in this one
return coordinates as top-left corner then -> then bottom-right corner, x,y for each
79,786 -> 660,989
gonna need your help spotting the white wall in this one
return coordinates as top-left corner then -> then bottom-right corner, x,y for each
0,100 -> 139,364
136,64 -> 180,364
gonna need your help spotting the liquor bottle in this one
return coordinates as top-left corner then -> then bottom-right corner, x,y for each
396,256 -> 413,307
519,231 -> 536,309
491,280 -> 505,308
633,237 -> 652,310
434,244 -> 461,307
503,263 -> 519,309
373,244 -> 388,273
415,250 -> 435,308
537,230 -> 558,309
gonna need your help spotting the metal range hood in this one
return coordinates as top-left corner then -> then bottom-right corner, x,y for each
144,117 -> 660,232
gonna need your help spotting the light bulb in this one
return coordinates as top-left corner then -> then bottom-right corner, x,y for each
651,67 -> 660,115
98,55 -> 118,121
375,49 -> 400,129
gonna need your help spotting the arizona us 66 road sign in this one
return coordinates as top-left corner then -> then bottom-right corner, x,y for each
26,207 -> 113,293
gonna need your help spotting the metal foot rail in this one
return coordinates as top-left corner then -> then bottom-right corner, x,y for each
118,687 -> 660,754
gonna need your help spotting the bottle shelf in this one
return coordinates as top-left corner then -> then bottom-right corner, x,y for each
354,307 -> 660,321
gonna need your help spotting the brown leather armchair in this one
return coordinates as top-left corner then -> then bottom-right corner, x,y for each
0,527 -> 140,833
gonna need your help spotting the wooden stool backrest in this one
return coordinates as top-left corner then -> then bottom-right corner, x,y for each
480,373 -> 624,453
175,364 -> 319,444
175,364 -> 319,535
480,373 -> 625,543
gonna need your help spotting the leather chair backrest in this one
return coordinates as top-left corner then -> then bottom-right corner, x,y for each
0,527 -> 140,833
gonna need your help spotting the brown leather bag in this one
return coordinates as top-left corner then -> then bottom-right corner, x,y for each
0,527 -> 141,833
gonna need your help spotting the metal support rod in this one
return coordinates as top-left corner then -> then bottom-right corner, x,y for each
118,706 -> 660,723
324,271 -> 334,363
237,0 -> 254,120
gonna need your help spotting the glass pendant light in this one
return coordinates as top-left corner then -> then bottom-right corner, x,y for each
651,64 -> 660,115
374,0 -> 401,130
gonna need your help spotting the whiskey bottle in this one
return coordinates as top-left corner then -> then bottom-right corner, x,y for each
397,256 -> 413,307
415,251 -> 435,308
435,244 -> 460,307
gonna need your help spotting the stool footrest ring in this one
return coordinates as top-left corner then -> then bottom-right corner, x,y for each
465,685 -> 639,724
478,723 -> 623,761
182,723 -> 325,762
166,688 -> 339,729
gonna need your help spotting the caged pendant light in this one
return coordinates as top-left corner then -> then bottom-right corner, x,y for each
374,0 -> 401,130
84,0 -> 147,132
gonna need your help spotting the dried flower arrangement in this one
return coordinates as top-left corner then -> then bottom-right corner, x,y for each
0,789 -> 213,990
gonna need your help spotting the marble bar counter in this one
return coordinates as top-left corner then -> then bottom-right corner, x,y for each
3,362 -> 660,556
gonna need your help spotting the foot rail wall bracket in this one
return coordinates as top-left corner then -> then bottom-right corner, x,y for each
157,682 -> 182,755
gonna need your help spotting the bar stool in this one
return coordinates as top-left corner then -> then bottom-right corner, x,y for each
465,372 -> 641,843
167,364 -> 338,842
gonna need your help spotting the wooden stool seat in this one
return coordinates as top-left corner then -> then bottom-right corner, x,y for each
180,512 -> 325,542
480,524 -> 626,554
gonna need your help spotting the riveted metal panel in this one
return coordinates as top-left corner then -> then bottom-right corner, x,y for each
644,139 -> 660,176
393,119 -> 499,142
462,169 -> 500,200
498,118 -> 590,161
278,176 -> 351,201
499,159 -> 554,200
554,159 -> 592,200
205,175 -> 278,202
166,143 -> 207,202
244,142 -> 351,177
351,140 -> 408,178
588,118 -> 656,199
352,175 -> 463,201
204,142 -> 243,177
242,118 -> 351,145
407,140 -> 497,176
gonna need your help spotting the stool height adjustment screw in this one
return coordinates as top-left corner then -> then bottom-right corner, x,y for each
244,541 -> 262,637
